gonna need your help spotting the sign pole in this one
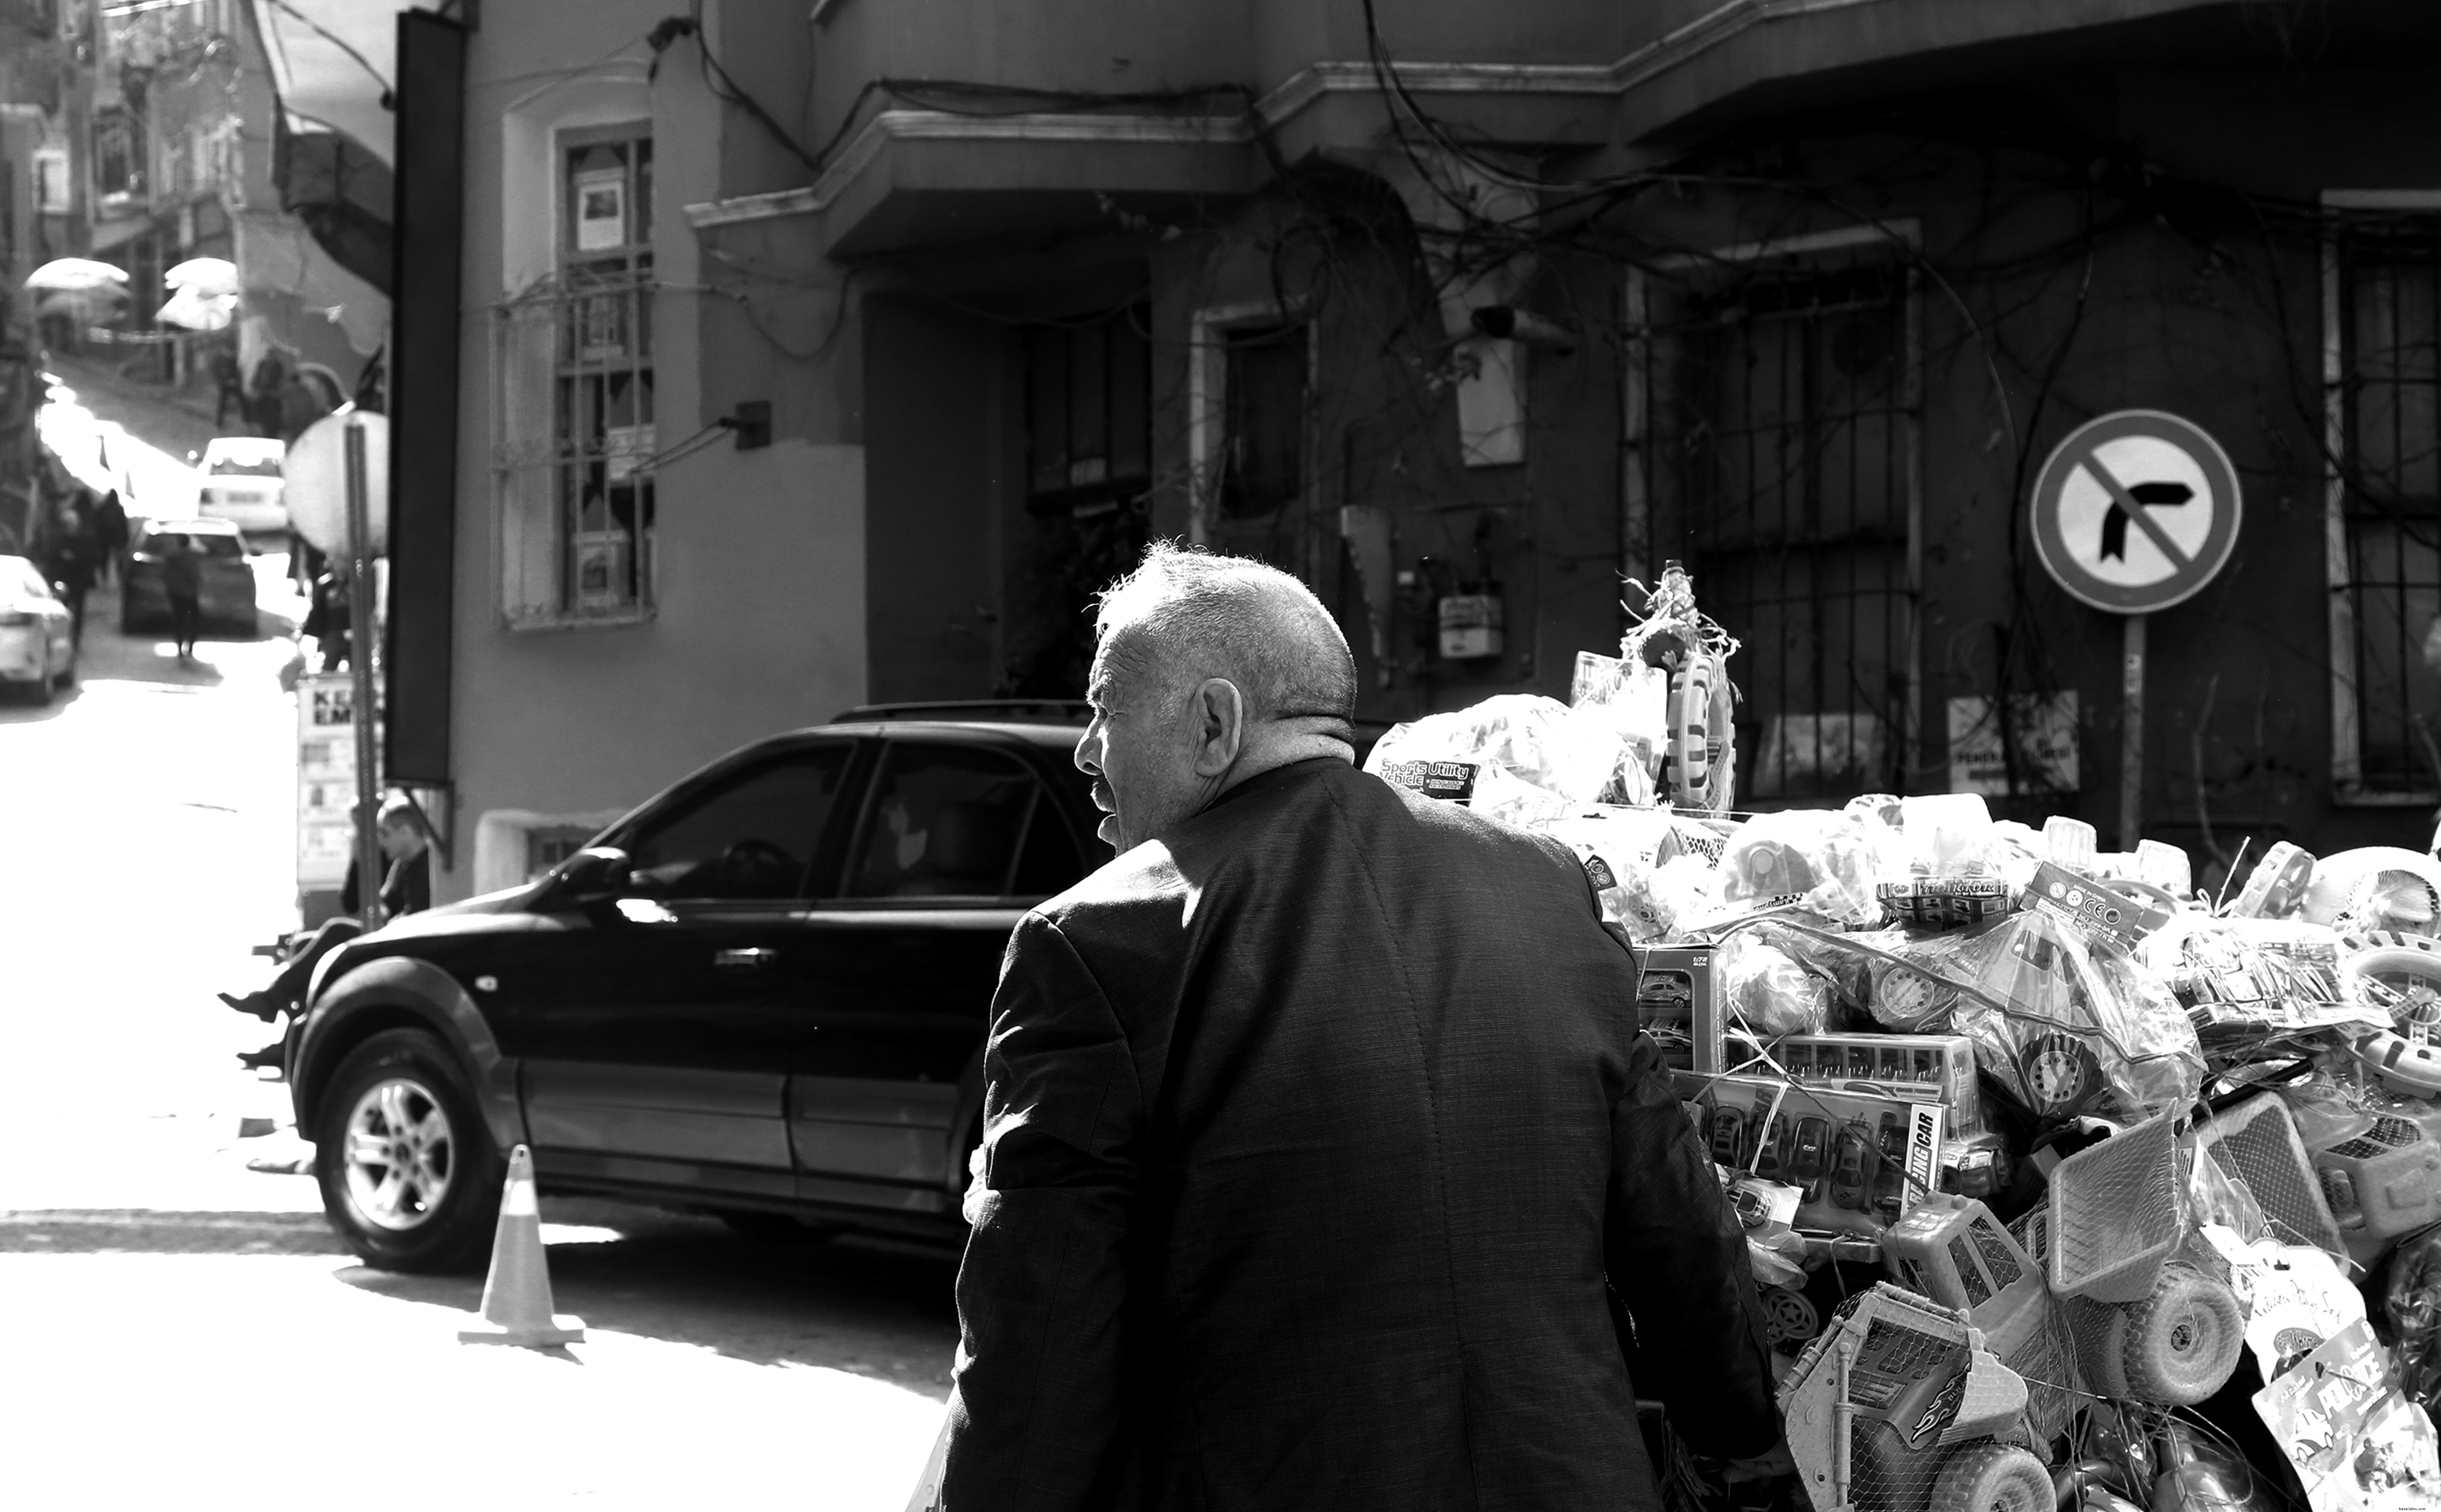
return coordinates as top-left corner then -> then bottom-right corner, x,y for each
2119,612 -> 2146,850
344,416 -> 384,931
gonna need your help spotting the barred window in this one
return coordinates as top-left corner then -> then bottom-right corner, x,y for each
495,132 -> 655,627
2331,212 -> 2441,797
1645,245 -> 1919,803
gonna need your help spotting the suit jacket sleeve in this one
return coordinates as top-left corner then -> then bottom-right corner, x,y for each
942,911 -> 1145,1512
1604,1031 -> 1781,1458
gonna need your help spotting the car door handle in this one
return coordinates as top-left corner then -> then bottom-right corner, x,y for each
714,946 -> 779,971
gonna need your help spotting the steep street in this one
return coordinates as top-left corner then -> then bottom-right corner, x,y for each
0,369 -> 955,1509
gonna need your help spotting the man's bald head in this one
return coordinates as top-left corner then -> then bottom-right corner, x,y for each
1075,544 -> 1358,852
1092,542 -> 1357,734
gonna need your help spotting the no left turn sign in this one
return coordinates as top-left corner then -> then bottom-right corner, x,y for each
2029,409 -> 2241,614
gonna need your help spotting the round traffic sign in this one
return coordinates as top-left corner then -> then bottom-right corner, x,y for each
284,408 -> 388,557
2028,409 -> 2240,614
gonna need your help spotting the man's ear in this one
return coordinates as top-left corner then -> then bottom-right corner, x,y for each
1190,678 -> 1245,777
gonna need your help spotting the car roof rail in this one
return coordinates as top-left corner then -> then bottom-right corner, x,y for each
832,699 -> 1092,725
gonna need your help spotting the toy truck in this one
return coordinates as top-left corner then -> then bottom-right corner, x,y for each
1778,1283 -> 2054,1512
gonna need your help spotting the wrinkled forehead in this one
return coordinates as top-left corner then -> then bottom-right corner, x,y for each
1087,621 -> 1162,700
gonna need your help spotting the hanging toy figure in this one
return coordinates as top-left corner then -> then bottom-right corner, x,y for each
1623,561 -> 1740,815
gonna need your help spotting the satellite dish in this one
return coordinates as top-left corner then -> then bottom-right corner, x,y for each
283,409 -> 389,556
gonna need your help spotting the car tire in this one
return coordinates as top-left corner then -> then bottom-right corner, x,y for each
312,1028 -> 503,1274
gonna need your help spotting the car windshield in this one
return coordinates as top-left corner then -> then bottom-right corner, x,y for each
207,457 -> 282,478
142,530 -> 244,558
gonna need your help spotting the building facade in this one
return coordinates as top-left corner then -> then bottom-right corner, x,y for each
429,0 -> 2441,904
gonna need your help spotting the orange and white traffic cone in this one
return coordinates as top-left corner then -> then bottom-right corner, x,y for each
458,1144 -> 585,1348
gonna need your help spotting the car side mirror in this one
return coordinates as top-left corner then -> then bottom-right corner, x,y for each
557,845 -> 631,901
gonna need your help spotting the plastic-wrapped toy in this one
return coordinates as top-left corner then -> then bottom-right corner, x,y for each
1718,808 -> 1882,925
1365,694 -> 1644,825
2301,847 -> 2441,931
1778,1284 -> 2052,1512
2386,1224 -> 2441,1416
1622,562 -> 1739,816
1946,912 -> 2204,1122
1716,931 -> 1831,1038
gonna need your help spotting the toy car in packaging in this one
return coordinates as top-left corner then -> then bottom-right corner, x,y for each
1677,1071 -> 1942,1233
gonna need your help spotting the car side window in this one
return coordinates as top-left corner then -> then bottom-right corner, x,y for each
848,744 -> 1051,900
622,744 -> 854,901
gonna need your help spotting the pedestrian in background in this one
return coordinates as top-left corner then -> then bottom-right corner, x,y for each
93,489 -> 128,584
210,346 -> 244,428
161,531 -> 204,660
939,544 -> 1779,1512
47,508 -> 97,646
302,568 -> 350,670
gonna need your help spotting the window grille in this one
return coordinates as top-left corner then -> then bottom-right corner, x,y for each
1652,257 -> 1918,802
494,132 -> 654,628
2331,215 -> 2441,796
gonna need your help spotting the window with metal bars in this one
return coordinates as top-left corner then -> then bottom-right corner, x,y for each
1024,308 -> 1151,514
494,131 -> 655,627
1658,258 -> 1918,802
2332,217 -> 2441,795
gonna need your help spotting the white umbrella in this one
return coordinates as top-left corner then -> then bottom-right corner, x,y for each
156,284 -> 238,331
23,258 -> 130,293
163,257 -> 239,296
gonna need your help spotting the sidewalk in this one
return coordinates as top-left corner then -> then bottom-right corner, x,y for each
38,354 -> 229,513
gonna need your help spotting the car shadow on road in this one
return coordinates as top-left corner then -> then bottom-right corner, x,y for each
0,1199 -> 959,1398
334,1200 -> 962,1398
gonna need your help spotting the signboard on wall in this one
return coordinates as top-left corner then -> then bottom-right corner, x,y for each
1947,692 -> 2080,797
297,672 -> 359,891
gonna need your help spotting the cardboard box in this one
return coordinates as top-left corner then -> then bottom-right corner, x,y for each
1675,1071 -> 1944,1233
1725,1031 -> 1982,1134
1633,943 -> 1723,1073
1877,878 -> 2013,930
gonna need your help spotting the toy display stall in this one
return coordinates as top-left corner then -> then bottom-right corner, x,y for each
1366,564 -> 2441,1512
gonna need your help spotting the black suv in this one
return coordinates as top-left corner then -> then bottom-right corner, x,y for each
290,704 -> 1100,1272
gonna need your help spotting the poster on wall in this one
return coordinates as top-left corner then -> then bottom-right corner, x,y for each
297,672 -> 359,892
1947,692 -> 2080,796
573,166 -> 627,252
572,529 -> 632,611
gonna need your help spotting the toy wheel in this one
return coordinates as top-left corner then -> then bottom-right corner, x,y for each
1930,1443 -> 2053,1512
1760,1284 -> 1819,1345
2020,1033 -> 2100,1115
1668,658 -> 1713,807
2343,933 -> 2441,1036
1874,966 -> 1948,1029
2116,1263 -> 2243,1406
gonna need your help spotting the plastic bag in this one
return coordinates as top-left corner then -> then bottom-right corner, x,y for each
1864,928 -> 1984,1031
1642,852 -> 1726,939
1717,931 -> 1832,1037
1898,792 -> 1997,877
1946,911 -> 2205,1122
1539,806 -> 1683,939
1717,809 -> 1882,926
1364,694 -> 1645,814
2389,1226 -> 2441,1415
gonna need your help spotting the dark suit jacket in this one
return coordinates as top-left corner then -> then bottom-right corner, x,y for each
942,759 -> 1776,1512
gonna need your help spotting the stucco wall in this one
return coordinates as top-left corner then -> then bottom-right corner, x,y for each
437,0 -> 868,903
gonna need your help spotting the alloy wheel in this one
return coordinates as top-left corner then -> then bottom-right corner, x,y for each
340,1077 -> 456,1231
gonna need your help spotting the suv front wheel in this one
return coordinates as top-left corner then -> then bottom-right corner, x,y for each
314,1028 -> 503,1273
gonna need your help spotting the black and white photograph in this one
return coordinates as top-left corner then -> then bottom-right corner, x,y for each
5,2 -> 2441,1508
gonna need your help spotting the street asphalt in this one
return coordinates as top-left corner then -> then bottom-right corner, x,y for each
1,367 -> 956,1508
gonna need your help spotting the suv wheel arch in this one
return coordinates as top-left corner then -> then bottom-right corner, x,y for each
293,955 -> 526,1154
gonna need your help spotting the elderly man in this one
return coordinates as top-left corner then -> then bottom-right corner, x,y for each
940,544 -> 1778,1511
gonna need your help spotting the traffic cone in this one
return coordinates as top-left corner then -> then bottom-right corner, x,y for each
458,1144 -> 585,1348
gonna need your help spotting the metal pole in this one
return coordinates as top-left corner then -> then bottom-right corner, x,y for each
2120,612 -> 2146,851
345,416 -> 384,931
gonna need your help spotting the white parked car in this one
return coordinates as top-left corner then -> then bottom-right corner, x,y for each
192,436 -> 289,538
0,555 -> 76,704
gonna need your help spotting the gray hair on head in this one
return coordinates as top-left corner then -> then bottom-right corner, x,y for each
1094,541 -> 1357,730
